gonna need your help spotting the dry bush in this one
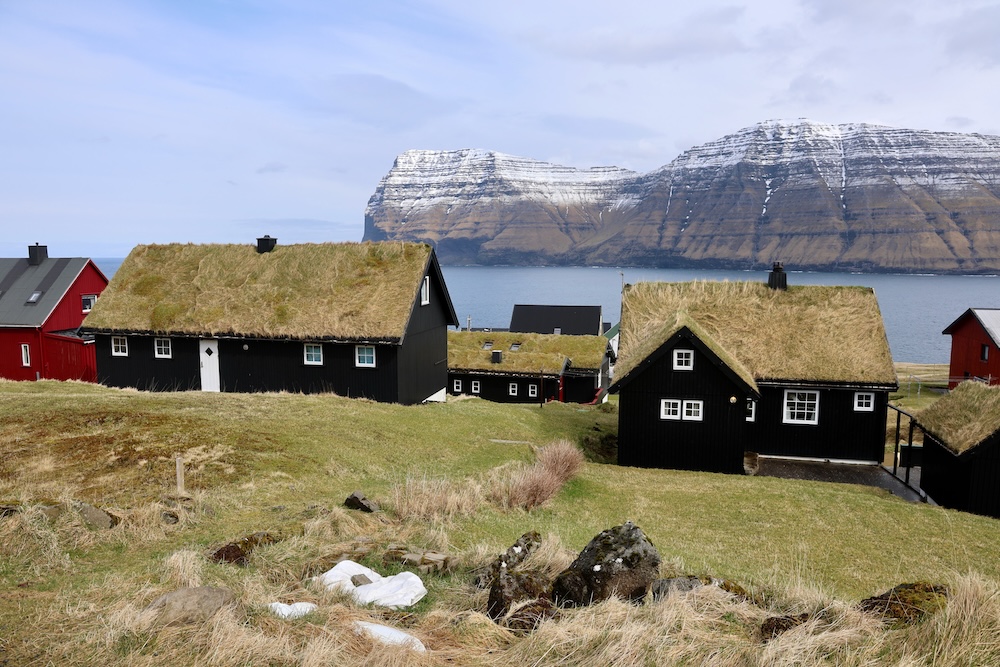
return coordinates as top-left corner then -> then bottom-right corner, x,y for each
387,475 -> 483,523
485,441 -> 584,511
161,549 -> 203,588
535,440 -> 584,484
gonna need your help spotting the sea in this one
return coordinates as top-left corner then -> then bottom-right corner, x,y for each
93,259 -> 999,364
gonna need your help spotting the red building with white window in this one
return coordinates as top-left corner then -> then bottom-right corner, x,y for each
944,308 -> 1000,388
0,244 -> 108,382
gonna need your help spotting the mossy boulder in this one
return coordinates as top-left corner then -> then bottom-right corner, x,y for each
858,582 -> 948,626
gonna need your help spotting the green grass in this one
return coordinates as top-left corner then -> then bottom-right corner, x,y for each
3,380 -> 1000,665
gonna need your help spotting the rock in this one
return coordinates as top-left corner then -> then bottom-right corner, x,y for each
344,490 -> 379,513
858,582 -> 948,626
350,574 -> 373,587
651,576 -> 705,601
743,451 -> 760,476
139,586 -> 236,628
37,502 -> 66,521
475,531 -> 542,589
552,521 -> 660,607
503,598 -> 560,635
210,531 -> 279,566
161,510 -> 180,525
73,502 -> 120,530
487,568 -> 550,620
761,613 -> 811,642
1,502 -> 21,518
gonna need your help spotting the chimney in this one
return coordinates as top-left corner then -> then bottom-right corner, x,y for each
27,243 -> 48,266
767,261 -> 787,290
256,235 -> 277,253
491,350 -> 503,364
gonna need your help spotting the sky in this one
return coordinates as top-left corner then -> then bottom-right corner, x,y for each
2,0 -> 998,258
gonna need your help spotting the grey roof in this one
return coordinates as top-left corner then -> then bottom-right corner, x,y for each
0,257 -> 91,327
944,308 -> 1000,346
509,304 -> 603,335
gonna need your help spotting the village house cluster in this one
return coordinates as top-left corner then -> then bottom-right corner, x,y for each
1,242 -> 998,519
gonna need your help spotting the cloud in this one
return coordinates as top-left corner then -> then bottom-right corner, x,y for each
309,73 -> 454,130
944,5 -> 1000,67
539,115 -> 651,141
946,115 -> 975,129
256,161 -> 288,174
236,218 -> 361,243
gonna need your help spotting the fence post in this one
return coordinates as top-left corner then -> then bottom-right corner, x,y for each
176,455 -> 186,496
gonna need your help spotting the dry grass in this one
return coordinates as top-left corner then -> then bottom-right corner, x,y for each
617,281 -> 897,385
916,380 -> 1000,453
83,242 -> 433,339
448,331 -> 608,374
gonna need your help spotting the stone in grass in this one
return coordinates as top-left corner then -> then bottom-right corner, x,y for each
73,501 -> 121,530
210,531 -> 279,566
858,582 -> 948,626
475,531 -> 542,589
760,613 -> 811,642
502,598 -> 560,635
344,490 -> 380,513
552,521 -> 661,607
139,586 -> 236,629
487,568 -> 551,620
650,576 -> 705,601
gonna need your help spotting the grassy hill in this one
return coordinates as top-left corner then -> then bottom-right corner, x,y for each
2,380 -> 999,665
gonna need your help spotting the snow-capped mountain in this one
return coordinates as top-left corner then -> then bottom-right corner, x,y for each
364,120 -> 1000,273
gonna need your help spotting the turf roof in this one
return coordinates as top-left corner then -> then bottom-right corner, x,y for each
448,330 -> 608,375
83,242 -> 436,341
917,381 -> 1000,454
615,280 -> 897,386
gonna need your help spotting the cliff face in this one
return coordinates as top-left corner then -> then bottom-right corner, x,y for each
364,121 -> 1000,273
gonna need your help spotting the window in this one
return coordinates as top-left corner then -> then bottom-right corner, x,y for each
26,291 -> 42,304
355,345 -> 375,367
111,336 -> 128,357
510,343 -> 521,351
528,384 -> 538,398
982,344 -> 990,362
482,341 -> 494,350
82,294 -> 97,312
746,398 -> 756,422
21,344 -> 30,367
154,338 -> 172,359
683,400 -> 704,421
471,380 -> 481,394
453,379 -> 462,393
673,349 -> 694,370
854,392 -> 875,412
508,382 -> 518,396
420,276 -> 430,305
553,327 -> 562,335
783,390 -> 819,425
304,343 -> 323,365
660,399 -> 682,420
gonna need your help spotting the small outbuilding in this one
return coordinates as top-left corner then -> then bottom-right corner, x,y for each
509,304 -> 604,336
943,308 -> 1000,387
447,330 -> 610,403
610,271 -> 898,474
0,244 -> 108,382
83,240 -> 458,403
916,381 -> 1000,518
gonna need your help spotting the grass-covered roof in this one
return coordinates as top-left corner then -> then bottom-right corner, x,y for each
84,242 -> 434,341
616,281 -> 897,386
448,330 -> 608,375
917,381 -> 1000,454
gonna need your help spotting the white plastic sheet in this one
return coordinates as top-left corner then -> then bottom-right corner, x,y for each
316,560 -> 427,609
267,601 -> 317,619
353,621 -> 426,652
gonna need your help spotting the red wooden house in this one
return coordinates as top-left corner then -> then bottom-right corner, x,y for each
0,244 -> 108,382
943,308 -> 1000,388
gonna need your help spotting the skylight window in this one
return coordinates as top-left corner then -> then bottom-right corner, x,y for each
510,343 -> 521,351
482,341 -> 494,350
26,291 -> 42,304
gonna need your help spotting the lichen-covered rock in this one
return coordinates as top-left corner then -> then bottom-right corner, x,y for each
503,598 -> 560,635
138,586 -> 236,628
487,568 -> 550,620
210,531 -> 279,566
858,582 -> 948,626
344,490 -> 380,513
552,521 -> 660,607
651,576 -> 705,601
475,531 -> 541,589
761,613 -> 811,642
73,501 -> 121,530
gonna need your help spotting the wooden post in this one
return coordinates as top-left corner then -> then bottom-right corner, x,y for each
175,456 -> 186,496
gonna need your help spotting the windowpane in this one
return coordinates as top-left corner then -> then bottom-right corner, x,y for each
453,379 -> 462,393
355,345 -> 375,367
683,400 -> 703,421
746,398 -> 756,422
783,390 -> 819,424
111,336 -> 128,357
82,294 -> 97,312
508,383 -> 518,396
854,392 -> 874,412
154,338 -> 172,359
304,344 -> 323,365
528,384 -> 538,397
471,381 -> 480,394
660,399 -> 681,420
420,276 -> 430,305
21,344 -> 30,367
673,349 -> 694,370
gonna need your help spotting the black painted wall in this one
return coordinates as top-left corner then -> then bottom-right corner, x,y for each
95,334 -> 201,391
396,265 -> 453,403
921,432 -> 1000,518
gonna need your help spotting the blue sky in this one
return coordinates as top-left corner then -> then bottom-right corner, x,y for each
2,0 -> 998,257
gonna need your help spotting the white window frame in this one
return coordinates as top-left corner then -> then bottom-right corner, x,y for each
355,345 -> 375,368
420,275 -> 430,305
304,343 -> 323,366
660,399 -> 682,420
154,338 -> 172,359
783,389 -> 820,425
508,382 -> 518,396
982,344 -> 990,362
528,384 -> 538,398
683,400 -> 704,421
111,336 -> 128,357
471,380 -> 481,394
21,343 -> 30,367
81,294 -> 97,313
854,391 -> 875,412
746,398 -> 756,422
673,349 -> 694,371
453,379 -> 462,393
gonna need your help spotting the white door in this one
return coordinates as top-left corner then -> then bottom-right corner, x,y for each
199,339 -> 220,392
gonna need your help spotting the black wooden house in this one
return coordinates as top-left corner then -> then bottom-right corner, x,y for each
448,330 -> 610,404
610,272 -> 898,474
83,240 -> 458,403
916,381 -> 1000,518
509,304 -> 604,336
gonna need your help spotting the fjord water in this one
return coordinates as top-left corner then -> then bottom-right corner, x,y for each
93,259 -> 997,364
440,266 -> 999,364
